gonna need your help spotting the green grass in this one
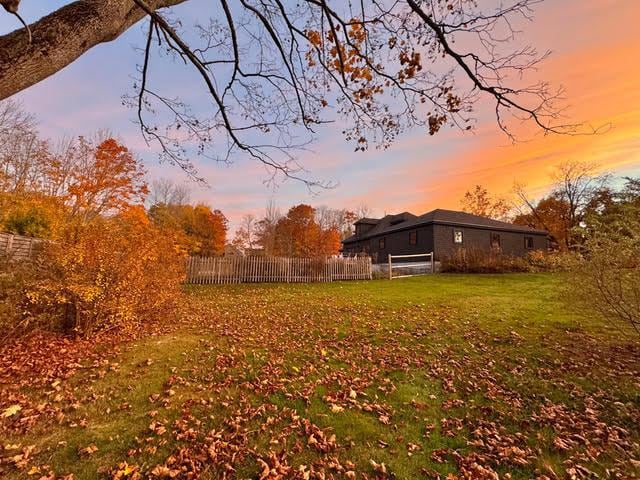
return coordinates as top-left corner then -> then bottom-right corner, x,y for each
1,274 -> 638,479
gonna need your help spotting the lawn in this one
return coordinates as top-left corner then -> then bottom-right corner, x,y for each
1,274 -> 638,479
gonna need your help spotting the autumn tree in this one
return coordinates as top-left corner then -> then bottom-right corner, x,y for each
62,137 -> 149,221
0,105 -> 188,337
515,161 -> 609,250
273,205 -> 319,257
189,205 -> 228,256
0,192 -> 66,238
149,203 -> 228,255
0,127 -> 148,219
315,206 -> 358,240
254,200 -> 282,256
232,214 -> 257,254
317,227 -> 342,256
23,207 -> 185,335
1,104 -> 150,234
0,103 -> 63,236
461,185 -> 511,221
513,196 -> 571,250
0,1 -> 587,182
270,204 -> 341,257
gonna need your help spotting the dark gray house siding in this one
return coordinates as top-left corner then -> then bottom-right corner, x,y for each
345,225 -> 434,263
432,224 -> 547,260
342,209 -> 548,263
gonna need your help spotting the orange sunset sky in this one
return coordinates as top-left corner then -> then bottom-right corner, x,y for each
356,0 -> 640,216
2,0 -> 639,226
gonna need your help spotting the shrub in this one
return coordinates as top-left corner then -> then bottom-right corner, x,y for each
0,192 -> 67,239
0,256 -> 42,338
21,209 -> 186,336
525,250 -> 575,272
440,248 -> 531,273
568,206 -> 640,335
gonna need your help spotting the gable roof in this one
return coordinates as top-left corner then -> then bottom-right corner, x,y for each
343,208 -> 547,244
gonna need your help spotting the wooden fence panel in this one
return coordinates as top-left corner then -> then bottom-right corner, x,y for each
0,232 -> 43,261
185,255 -> 371,284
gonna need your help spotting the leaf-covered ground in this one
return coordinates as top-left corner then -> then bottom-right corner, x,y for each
1,274 -> 639,479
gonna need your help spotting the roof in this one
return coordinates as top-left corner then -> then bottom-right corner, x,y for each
354,217 -> 380,225
342,208 -> 547,244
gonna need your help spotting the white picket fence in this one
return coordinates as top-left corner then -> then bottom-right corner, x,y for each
0,232 -> 43,261
186,255 -> 372,284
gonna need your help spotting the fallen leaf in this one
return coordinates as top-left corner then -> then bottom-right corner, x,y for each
2,404 -> 22,417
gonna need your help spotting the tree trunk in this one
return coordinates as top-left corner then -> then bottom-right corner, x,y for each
0,0 -> 188,100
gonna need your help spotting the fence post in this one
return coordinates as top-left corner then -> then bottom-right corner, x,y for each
7,233 -> 14,255
431,251 -> 435,274
388,254 -> 392,280
287,258 -> 291,283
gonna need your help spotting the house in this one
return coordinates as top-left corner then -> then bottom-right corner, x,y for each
341,209 -> 548,263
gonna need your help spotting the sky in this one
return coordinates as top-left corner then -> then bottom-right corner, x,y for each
1,0 -> 639,230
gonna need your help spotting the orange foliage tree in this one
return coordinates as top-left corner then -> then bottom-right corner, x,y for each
513,197 -> 572,251
191,206 -> 227,256
1,132 -> 149,235
317,228 -> 342,256
273,204 -> 319,257
63,138 -> 149,221
272,204 -> 341,257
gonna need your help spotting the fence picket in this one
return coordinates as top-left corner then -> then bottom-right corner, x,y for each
186,255 -> 371,285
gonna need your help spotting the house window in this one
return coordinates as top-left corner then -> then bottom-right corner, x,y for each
524,236 -> 534,250
490,233 -> 501,249
409,231 -> 417,245
379,237 -> 385,249
453,229 -> 463,244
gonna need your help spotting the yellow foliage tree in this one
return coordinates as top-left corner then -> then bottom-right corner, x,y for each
0,192 -> 67,238
148,203 -> 228,256
23,207 -> 185,335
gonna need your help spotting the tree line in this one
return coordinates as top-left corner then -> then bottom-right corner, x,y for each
460,161 -> 640,252
0,101 -> 230,257
0,101 -> 368,337
230,203 -> 372,258
0,101 -> 228,336
460,164 -> 640,335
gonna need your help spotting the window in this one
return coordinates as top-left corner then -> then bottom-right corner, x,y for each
490,233 -> 501,249
409,231 -> 417,245
453,229 -> 463,244
379,237 -> 385,249
524,236 -> 534,250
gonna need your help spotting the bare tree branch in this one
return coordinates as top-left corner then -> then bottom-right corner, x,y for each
0,0 -> 597,185
0,0 -> 188,100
